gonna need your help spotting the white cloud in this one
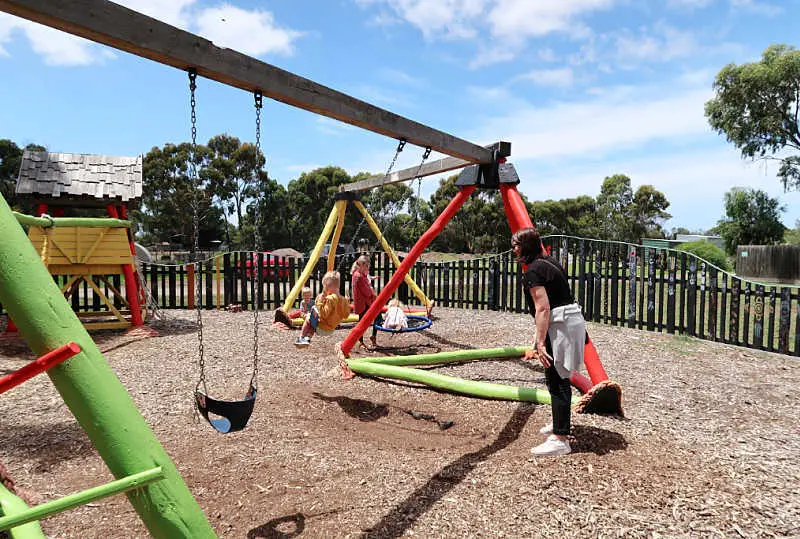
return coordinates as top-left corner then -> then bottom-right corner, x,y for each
615,24 -> 699,64
0,2 -> 301,65
377,0 -> 485,39
468,45 -> 517,68
538,48 -> 559,62
115,0 -> 196,29
194,5 -> 302,57
472,79 -> 714,162
316,117 -> 357,135
667,0 -> 715,8
486,0 -> 617,40
729,0 -> 783,16
518,67 -> 575,87
378,67 -> 427,88
516,147 -> 799,229
0,14 -> 111,66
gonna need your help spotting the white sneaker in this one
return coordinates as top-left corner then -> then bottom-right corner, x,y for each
531,435 -> 571,456
539,423 -> 553,435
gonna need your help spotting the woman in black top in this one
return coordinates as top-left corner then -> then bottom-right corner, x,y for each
512,227 -> 586,456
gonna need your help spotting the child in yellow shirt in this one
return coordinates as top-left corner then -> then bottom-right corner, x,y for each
295,271 -> 351,347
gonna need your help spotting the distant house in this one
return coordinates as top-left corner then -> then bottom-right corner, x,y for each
15,150 -> 142,208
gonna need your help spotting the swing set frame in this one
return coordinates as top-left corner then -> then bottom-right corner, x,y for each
0,2 -> 621,538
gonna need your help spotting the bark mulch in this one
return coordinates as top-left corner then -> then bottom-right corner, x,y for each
1,308 -> 798,538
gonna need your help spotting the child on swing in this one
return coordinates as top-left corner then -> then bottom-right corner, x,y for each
351,255 -> 382,349
383,298 -> 409,331
295,271 -> 351,348
298,285 -> 319,331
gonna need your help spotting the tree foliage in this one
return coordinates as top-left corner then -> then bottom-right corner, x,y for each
137,142 -> 226,249
705,44 -> 800,190
782,219 -> 800,245
676,240 -> 730,271
594,174 -> 671,242
716,187 -> 786,254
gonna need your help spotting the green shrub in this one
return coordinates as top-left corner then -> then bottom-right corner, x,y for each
676,241 -> 730,271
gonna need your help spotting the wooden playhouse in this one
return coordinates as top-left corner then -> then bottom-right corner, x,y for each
15,151 -> 145,330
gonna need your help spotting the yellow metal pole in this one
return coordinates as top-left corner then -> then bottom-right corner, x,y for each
327,202 -> 347,272
353,201 -> 431,309
278,200 -> 346,314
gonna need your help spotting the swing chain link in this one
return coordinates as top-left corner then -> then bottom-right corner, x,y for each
251,90 -> 264,388
189,68 -> 207,394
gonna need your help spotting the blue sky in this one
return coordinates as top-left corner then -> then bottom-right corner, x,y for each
1,0 -> 799,233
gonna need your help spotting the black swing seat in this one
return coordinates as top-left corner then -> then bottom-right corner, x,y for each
195,384 -> 257,433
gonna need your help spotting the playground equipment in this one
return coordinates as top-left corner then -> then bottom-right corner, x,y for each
373,314 -> 432,334
0,194 -> 215,537
188,71 -> 262,434
0,2 -> 622,533
13,151 -> 145,331
336,162 -> 623,415
273,144 -> 435,329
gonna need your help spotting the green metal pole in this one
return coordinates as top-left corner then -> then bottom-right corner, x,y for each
0,468 -> 165,532
12,212 -> 131,228
355,346 -> 529,366
0,195 -> 216,538
0,485 -> 45,539
346,360 -> 581,405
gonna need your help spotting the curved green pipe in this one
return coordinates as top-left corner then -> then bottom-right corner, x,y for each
12,212 -> 131,228
346,360 -> 580,405
357,347 -> 529,367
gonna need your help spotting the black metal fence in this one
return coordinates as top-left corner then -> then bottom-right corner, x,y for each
3,238 -> 798,356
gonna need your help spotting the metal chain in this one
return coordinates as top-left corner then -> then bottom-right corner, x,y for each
189,69 -> 207,395
348,139 -> 406,257
373,144 -> 430,253
251,90 -> 263,389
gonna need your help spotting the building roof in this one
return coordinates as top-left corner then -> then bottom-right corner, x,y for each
15,151 -> 143,203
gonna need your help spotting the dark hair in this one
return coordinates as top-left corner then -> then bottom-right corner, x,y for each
511,227 -> 542,264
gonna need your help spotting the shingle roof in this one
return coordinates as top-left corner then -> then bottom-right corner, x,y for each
15,151 -> 143,202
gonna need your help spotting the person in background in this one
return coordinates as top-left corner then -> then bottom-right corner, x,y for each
351,255 -> 382,349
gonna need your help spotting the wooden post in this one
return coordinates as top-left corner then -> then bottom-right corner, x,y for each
186,264 -> 195,310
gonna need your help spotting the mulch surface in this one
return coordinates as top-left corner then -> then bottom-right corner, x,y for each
1,308 -> 798,538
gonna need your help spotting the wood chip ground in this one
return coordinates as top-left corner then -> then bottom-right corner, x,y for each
1,309 -> 798,538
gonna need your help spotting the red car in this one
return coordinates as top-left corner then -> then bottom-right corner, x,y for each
240,252 -> 290,280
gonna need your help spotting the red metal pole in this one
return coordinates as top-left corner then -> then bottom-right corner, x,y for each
0,342 -> 81,395
340,185 -> 477,356
500,184 -> 609,385
106,205 -> 144,326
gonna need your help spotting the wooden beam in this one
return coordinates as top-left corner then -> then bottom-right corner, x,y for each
342,141 -> 511,192
0,0 -> 496,164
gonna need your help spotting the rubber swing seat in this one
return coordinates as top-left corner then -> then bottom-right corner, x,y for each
195,384 -> 257,433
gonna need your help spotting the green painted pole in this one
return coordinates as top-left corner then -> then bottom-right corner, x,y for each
346,360 -> 581,405
0,468 -> 165,532
12,212 -> 131,228
0,485 -> 45,539
0,195 -> 216,538
356,346 -> 529,367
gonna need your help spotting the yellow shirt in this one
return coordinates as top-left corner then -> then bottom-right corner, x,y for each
316,293 -> 351,331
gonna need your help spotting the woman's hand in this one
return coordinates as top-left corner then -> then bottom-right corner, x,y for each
535,342 -> 553,368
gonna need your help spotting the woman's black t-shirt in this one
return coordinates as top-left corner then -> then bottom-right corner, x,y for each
522,255 -> 574,310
